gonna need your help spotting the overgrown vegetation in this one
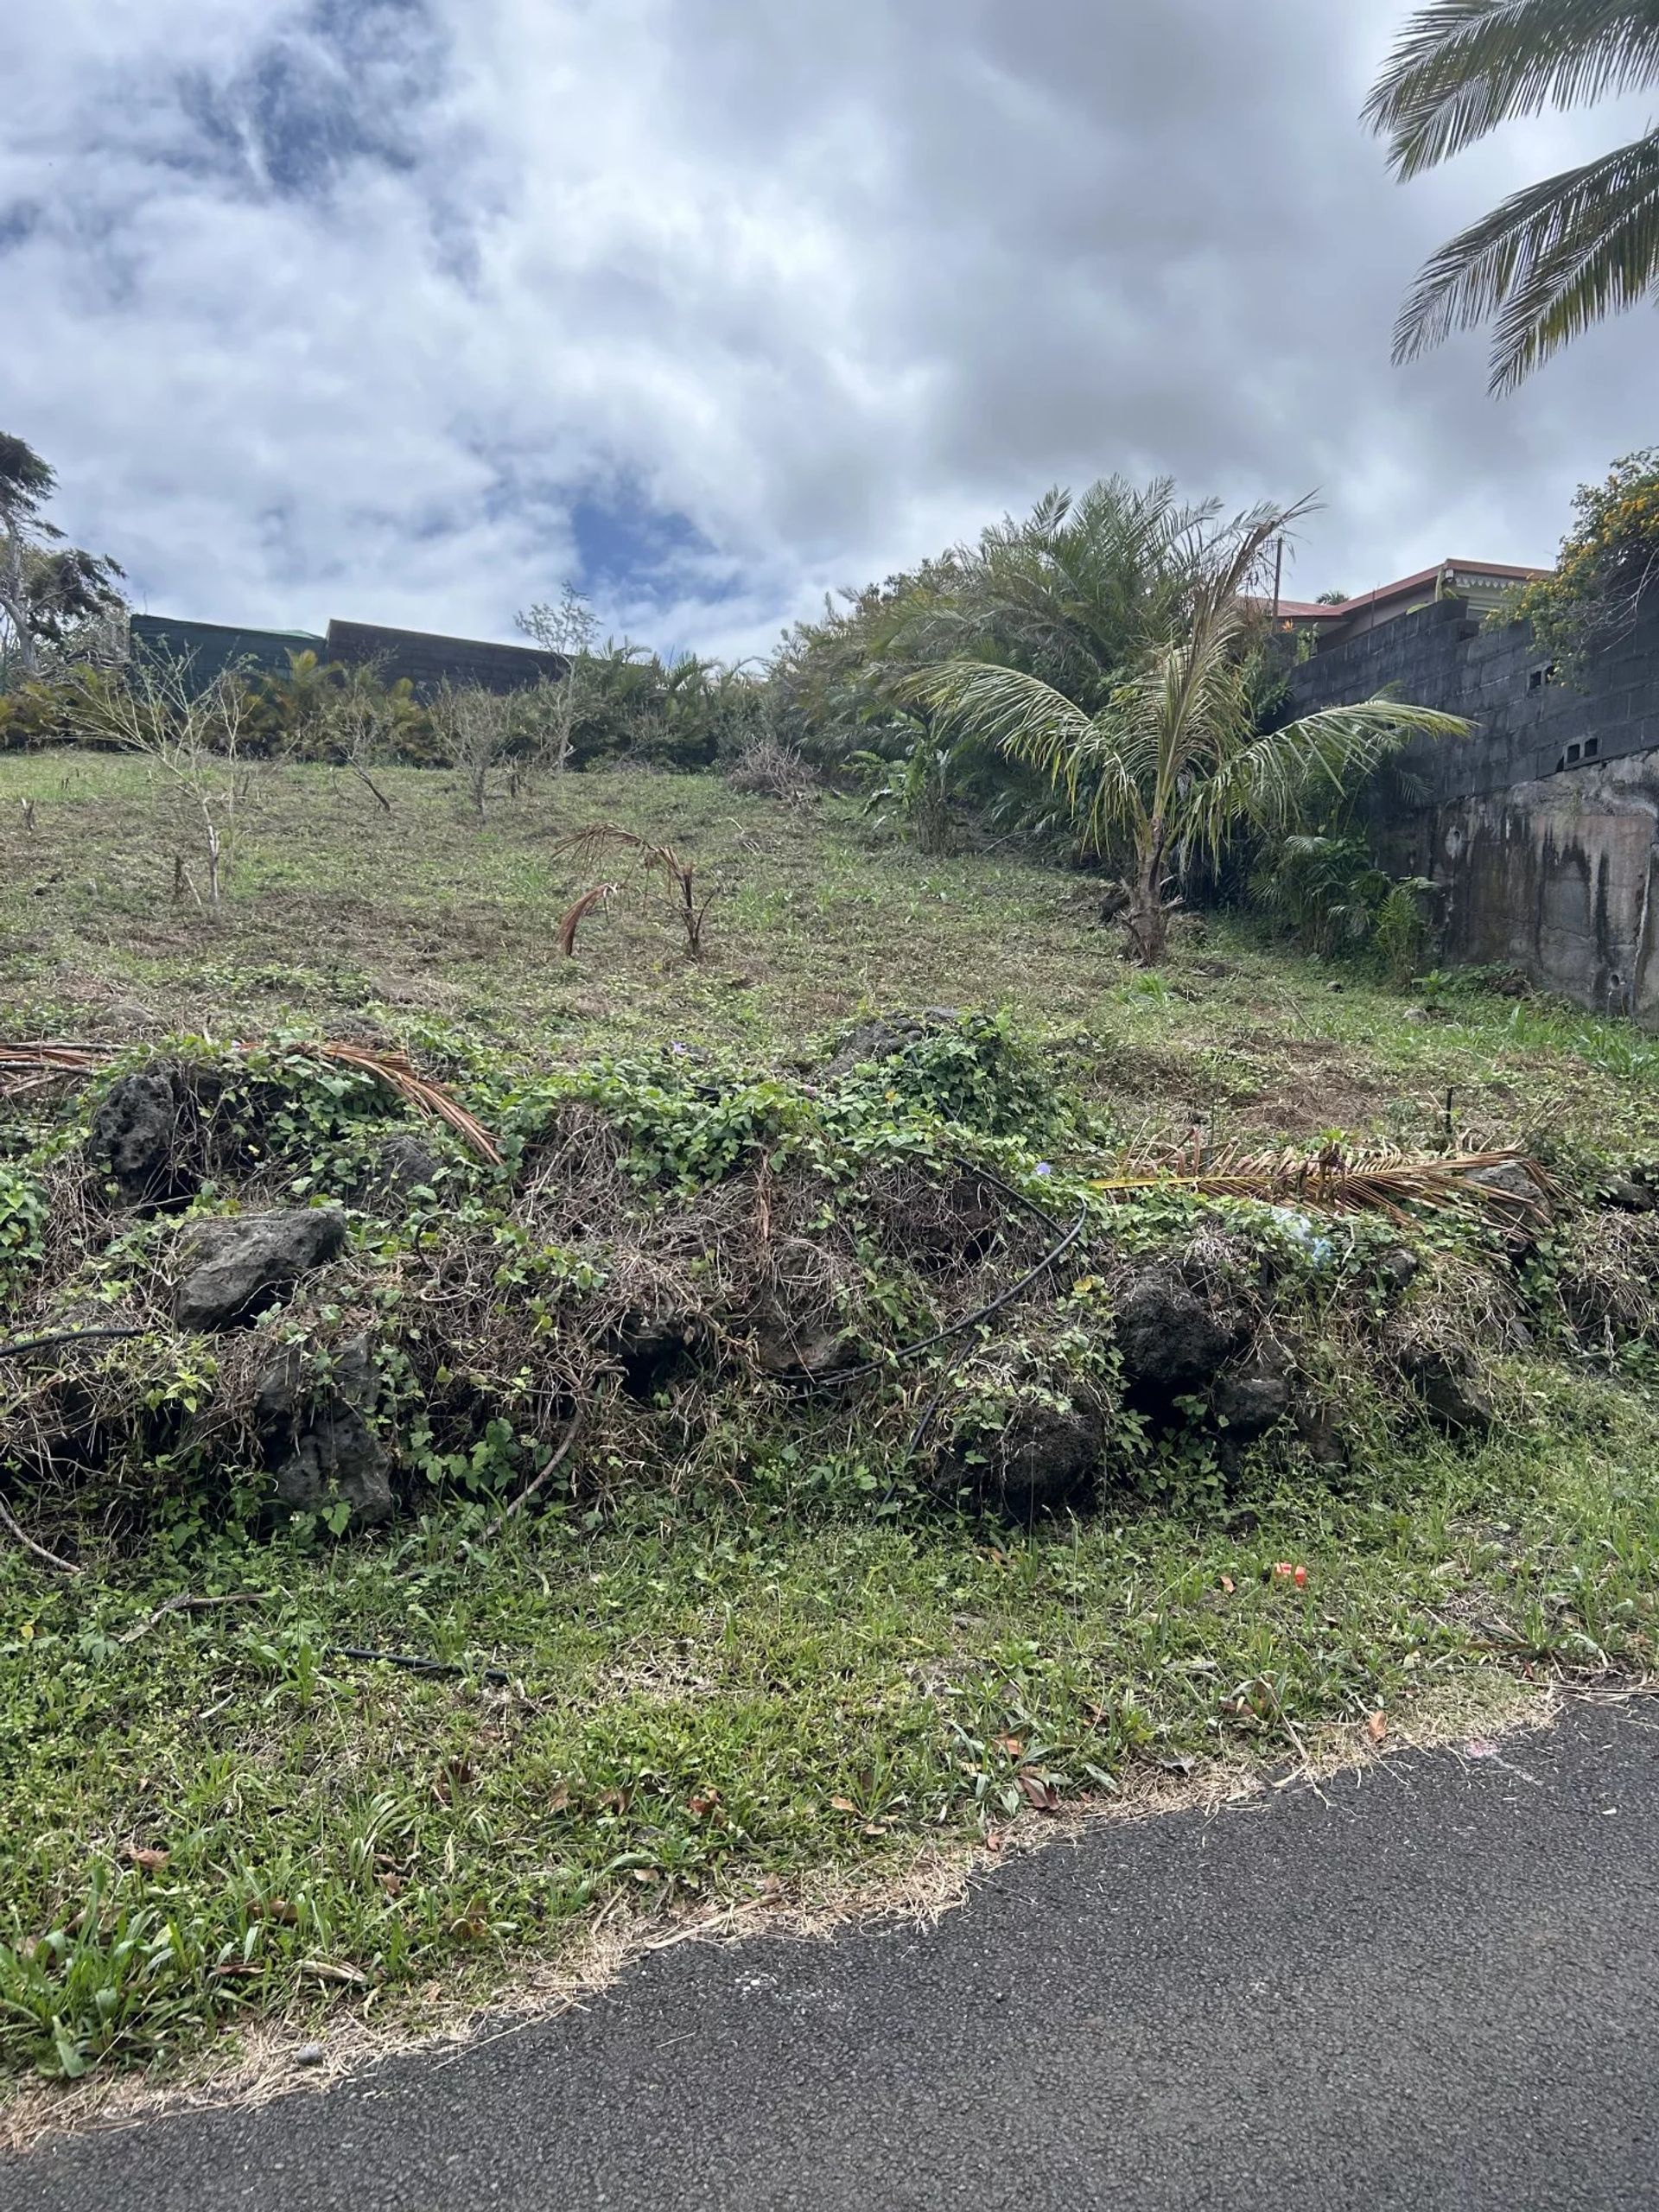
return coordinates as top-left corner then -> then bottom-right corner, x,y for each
1505,446 -> 1659,680
3,753 -> 1659,2103
0,418 -> 1652,2113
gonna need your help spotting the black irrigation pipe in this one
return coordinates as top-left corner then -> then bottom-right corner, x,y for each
782,1200 -> 1091,1393
0,1325 -> 147,1361
946,1155 -> 1069,1240
327,1645 -> 512,1688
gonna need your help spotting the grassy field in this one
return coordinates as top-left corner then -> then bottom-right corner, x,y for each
3,751 -> 1659,2120
5,749 -> 1659,1145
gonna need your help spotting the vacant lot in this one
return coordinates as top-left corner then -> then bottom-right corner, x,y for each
3,752 -> 1658,2125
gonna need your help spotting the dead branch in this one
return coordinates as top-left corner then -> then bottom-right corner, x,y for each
0,1493 -> 80,1574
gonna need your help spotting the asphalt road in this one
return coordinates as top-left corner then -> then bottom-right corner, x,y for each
13,1699 -> 1659,2211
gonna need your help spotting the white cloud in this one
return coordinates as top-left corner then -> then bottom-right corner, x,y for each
3,0 -> 1655,663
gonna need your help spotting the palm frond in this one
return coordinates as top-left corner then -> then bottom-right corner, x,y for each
316,1040 -> 502,1165
1202,698 -> 1471,848
0,1038 -> 504,1162
0,1040 -> 112,1098
1487,130 -> 1659,383
556,883 -> 620,958
1365,2 -> 1659,179
1097,1143 -> 1549,1224
550,822 -> 651,866
1392,128 -> 1659,385
906,660 -> 1148,855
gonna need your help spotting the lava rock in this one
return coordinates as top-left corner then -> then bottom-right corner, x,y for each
367,1133 -> 442,1205
1467,1160 -> 1546,1212
959,1400 -> 1103,1520
87,1071 -> 186,1208
1294,1404 -> 1347,1469
750,1301 -> 858,1379
615,1309 -> 705,1396
1599,1173 -> 1656,1214
175,1208 -> 347,1332
1377,1248 -> 1421,1297
1212,1368 -> 1293,1440
819,1009 -> 961,1080
1113,1276 -> 1238,1400
1399,1346 -> 1494,1436
258,1335 -> 392,1529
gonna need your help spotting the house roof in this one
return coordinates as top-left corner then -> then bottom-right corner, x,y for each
1265,598 -> 1347,623
1310,559 -> 1551,620
1250,558 -> 1552,629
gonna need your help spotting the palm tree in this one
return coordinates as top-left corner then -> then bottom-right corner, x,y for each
1365,2 -> 1659,392
907,506 -> 1468,963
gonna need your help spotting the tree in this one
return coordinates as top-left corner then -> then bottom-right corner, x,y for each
1365,2 -> 1659,391
431,681 -> 518,820
908,505 -> 1469,963
68,659 -> 257,908
517,583 -> 599,773
0,435 -> 125,678
1505,444 -> 1659,673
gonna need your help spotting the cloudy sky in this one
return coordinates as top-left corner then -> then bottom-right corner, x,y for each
4,0 -> 1654,659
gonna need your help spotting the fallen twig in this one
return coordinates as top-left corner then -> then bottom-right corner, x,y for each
0,1325 -> 146,1362
118,1591 -> 265,1645
480,1406 -> 588,1542
0,1495 -> 79,1575
787,1202 -> 1091,1389
326,1645 -> 512,1687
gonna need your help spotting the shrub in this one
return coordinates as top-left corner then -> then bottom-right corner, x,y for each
1505,448 -> 1659,681
726,734 -> 819,803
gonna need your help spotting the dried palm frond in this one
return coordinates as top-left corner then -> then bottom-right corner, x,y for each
1093,1143 -> 1549,1224
554,825 -> 711,960
315,1041 -> 502,1166
551,822 -> 652,866
0,1041 -> 114,1097
0,1037 -> 503,1166
556,882 -> 622,958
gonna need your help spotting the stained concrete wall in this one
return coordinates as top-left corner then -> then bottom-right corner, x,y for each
1281,597 -> 1659,1020
1433,753 -> 1659,1020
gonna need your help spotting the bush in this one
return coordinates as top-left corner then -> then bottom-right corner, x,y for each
1505,448 -> 1659,682
726,734 -> 819,802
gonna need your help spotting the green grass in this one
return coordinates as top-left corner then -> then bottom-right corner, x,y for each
3,752 -> 1657,1157
7,1387 -> 1657,2088
3,751 -> 1659,2102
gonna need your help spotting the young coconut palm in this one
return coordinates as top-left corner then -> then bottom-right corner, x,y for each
1366,1 -> 1659,392
907,505 -> 1469,964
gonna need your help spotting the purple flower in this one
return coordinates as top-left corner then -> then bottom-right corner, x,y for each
669,1041 -> 689,1057
1033,1162 -> 1053,1178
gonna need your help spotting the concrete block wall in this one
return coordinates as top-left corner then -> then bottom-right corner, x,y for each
1281,596 -> 1659,1020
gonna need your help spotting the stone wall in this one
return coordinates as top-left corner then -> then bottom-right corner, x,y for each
1281,595 -> 1659,1020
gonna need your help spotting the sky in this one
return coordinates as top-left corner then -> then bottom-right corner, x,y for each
3,0 -> 1655,661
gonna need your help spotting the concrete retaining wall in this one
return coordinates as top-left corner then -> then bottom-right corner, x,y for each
1281,597 -> 1659,1020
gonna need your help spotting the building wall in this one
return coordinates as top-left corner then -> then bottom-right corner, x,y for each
1435,754 -> 1659,1020
130,614 -> 327,685
1282,597 -> 1659,1020
326,620 -> 566,695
